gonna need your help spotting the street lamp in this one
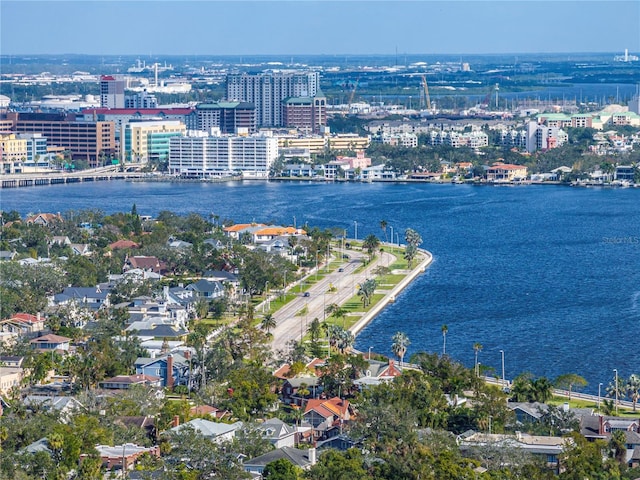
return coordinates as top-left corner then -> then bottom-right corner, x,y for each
395,232 -> 399,246
368,346 -> 373,359
389,226 -> 394,246
354,221 -> 358,241
598,382 -> 603,412
614,369 -> 619,415
500,350 -> 505,387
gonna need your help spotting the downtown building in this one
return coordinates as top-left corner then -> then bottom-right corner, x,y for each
195,102 -> 256,134
225,71 -> 325,131
169,131 -> 278,178
4,112 -> 116,167
123,120 -> 187,164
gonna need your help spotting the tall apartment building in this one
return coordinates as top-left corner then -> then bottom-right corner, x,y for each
7,112 -> 116,167
123,120 -> 186,164
282,94 -> 327,134
169,132 -> 278,178
226,71 -> 321,128
526,121 -> 568,152
195,102 -> 256,134
100,76 -> 125,109
125,90 -> 158,109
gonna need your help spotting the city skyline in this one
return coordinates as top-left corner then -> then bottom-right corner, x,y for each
1,1 -> 639,57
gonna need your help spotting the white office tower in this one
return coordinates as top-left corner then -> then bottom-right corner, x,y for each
226,71 -> 320,127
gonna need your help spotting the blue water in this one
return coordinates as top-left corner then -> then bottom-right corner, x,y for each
2,180 -> 639,391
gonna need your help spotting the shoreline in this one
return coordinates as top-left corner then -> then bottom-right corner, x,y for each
349,248 -> 433,338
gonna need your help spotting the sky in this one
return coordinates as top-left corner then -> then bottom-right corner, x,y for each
1,0 -> 639,56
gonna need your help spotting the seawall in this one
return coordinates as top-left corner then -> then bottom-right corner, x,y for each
350,248 -> 433,337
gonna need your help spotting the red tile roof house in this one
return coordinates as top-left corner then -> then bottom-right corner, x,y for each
0,313 -> 46,335
303,397 -> 353,441
81,443 -> 160,472
108,239 -> 140,250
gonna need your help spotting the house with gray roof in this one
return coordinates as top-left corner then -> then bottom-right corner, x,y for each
186,279 -> 225,299
169,418 -> 243,444
256,418 -> 297,448
243,446 -> 317,476
51,285 -> 110,311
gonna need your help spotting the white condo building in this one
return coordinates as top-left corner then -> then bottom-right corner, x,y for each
169,131 -> 278,178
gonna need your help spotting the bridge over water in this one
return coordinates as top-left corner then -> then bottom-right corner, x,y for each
0,166 -> 149,189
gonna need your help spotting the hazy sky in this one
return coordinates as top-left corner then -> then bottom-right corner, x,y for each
1,1 -> 639,56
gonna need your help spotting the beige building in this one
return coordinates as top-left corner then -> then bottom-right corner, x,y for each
486,163 -> 528,182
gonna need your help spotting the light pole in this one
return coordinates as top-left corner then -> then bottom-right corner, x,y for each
598,382 -> 603,412
500,350 -> 505,387
395,232 -> 399,246
354,220 -> 358,241
390,226 -> 394,248
614,369 -> 619,415
368,346 -> 373,359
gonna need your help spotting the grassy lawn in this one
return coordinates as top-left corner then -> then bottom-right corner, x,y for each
549,396 -> 638,416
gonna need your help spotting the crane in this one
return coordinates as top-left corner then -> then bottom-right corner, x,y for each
420,75 -> 431,111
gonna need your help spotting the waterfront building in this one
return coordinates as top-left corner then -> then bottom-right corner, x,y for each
486,162 -> 528,182
100,75 -> 125,109
499,129 -> 528,149
526,122 -> 568,152
195,102 -> 256,134
0,133 -> 27,174
169,131 -> 278,178
226,71 -> 322,128
335,150 -> 372,170
123,120 -> 187,164
428,130 -> 488,150
615,165 -> 636,181
5,112 -> 116,167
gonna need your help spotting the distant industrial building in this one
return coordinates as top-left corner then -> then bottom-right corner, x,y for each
169,131 -> 278,178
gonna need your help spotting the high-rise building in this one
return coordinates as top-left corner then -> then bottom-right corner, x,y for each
169,132 -> 278,178
100,75 -> 125,109
123,120 -> 187,164
195,102 -> 256,134
282,91 -> 327,134
226,71 -> 321,128
125,90 -> 158,109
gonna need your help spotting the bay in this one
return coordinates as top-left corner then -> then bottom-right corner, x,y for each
2,180 -> 639,392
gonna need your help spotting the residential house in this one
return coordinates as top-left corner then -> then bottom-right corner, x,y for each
114,416 -> 157,443
615,165 -> 636,182
0,364 -> 24,395
0,313 -> 46,336
49,236 -> 71,247
189,404 -> 231,421
83,444 -> 160,471
508,402 -> 549,424
30,333 -> 71,352
126,319 -> 189,341
486,163 -> 528,182
256,418 -> 298,448
51,285 -> 110,311
124,255 -> 165,275
23,395 -> 83,421
244,447 -> 317,477
100,374 -> 162,390
303,397 -> 352,441
108,239 -> 140,250
25,213 -> 62,227
0,251 -> 17,261
252,226 -> 305,244
354,358 -> 404,389
135,353 -> 190,388
579,413 -> 640,468
168,238 -> 193,250
281,377 -> 322,406
457,431 -> 573,474
223,223 -> 266,241
255,236 -> 290,255
69,243 -> 91,256
186,279 -> 225,300
169,418 -> 243,444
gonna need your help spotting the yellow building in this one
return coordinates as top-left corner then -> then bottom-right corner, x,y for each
277,134 -> 370,154
0,133 -> 28,174
123,120 -> 187,163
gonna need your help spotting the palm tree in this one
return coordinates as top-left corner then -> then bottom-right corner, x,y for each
473,343 -> 483,377
362,234 -> 380,262
441,324 -> 448,355
626,374 -> 640,412
379,219 -> 388,243
357,278 -> 377,308
260,313 -> 276,334
391,331 -> 410,364
531,377 -> 554,403
325,303 -> 348,328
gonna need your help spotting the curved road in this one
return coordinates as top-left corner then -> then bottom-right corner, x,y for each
269,247 -> 397,351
